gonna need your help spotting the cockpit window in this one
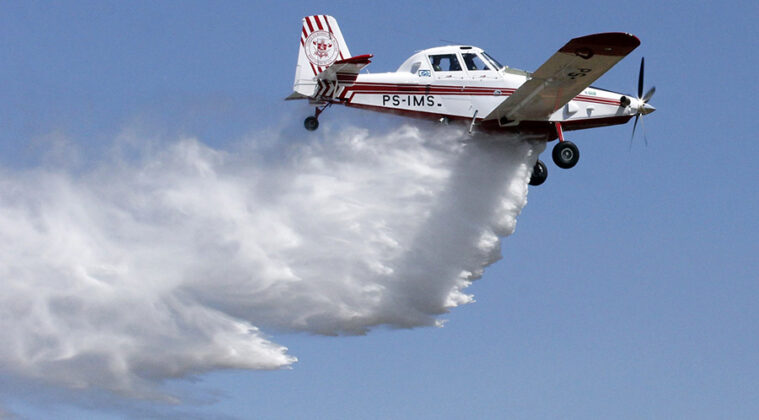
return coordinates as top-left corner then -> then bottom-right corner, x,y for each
462,53 -> 492,71
481,51 -> 504,70
429,54 -> 462,72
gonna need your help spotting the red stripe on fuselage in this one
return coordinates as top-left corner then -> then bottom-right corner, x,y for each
575,96 -> 620,106
561,115 -> 633,131
342,82 -> 516,96
340,82 -> 620,106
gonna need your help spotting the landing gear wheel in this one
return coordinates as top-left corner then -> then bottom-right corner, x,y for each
529,160 -> 547,186
552,141 -> 579,169
304,116 -> 319,131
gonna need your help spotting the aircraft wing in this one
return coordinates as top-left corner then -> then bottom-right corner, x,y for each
484,33 -> 640,123
317,54 -> 373,85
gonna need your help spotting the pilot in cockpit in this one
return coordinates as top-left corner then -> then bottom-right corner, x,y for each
463,54 -> 478,71
431,56 -> 442,71
449,56 -> 461,71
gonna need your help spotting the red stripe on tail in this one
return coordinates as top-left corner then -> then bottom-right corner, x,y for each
305,16 -> 315,33
323,16 -> 344,60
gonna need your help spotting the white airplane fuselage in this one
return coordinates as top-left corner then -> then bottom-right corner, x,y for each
319,46 -> 640,138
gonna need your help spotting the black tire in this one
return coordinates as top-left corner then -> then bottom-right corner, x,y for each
552,141 -> 579,169
529,160 -> 547,186
304,116 -> 319,131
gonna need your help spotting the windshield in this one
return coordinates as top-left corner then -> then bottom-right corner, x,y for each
481,51 -> 504,70
461,53 -> 492,71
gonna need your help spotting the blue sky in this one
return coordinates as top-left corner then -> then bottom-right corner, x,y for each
1,1 -> 758,419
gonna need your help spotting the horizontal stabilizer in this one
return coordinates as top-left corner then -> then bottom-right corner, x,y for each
284,91 -> 310,101
317,54 -> 373,85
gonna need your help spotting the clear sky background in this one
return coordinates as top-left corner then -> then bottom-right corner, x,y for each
1,1 -> 758,419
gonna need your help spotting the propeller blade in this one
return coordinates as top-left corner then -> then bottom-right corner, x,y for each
640,113 -> 649,147
638,57 -> 645,98
630,58 -> 653,149
629,114 -> 640,150
643,86 -> 656,103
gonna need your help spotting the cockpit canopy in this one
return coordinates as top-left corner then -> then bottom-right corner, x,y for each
397,46 -> 505,74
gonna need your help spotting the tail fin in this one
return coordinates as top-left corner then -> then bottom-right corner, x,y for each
292,15 -> 352,98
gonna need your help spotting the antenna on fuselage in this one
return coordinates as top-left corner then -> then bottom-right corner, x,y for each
439,39 -> 466,46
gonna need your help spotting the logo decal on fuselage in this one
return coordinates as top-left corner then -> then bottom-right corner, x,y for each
305,31 -> 339,67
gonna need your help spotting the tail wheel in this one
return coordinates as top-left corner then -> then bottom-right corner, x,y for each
552,141 -> 579,169
304,116 -> 319,131
529,160 -> 547,186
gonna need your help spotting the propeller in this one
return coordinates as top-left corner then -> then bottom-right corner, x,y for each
629,57 -> 656,148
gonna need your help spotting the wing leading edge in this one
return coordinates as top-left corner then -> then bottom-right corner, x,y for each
484,33 -> 640,124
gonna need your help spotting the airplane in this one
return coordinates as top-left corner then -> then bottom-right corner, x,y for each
286,15 -> 656,185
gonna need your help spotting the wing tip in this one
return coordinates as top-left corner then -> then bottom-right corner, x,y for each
560,32 -> 641,57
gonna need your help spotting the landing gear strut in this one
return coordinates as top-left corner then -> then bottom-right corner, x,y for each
531,123 -> 581,186
304,104 -> 331,131
551,122 -> 580,169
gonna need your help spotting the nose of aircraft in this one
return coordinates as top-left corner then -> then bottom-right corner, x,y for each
640,102 -> 656,115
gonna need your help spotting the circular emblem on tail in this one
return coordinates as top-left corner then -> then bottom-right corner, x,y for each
305,31 -> 339,67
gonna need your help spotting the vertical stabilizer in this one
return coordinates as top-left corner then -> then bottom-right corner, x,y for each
293,15 -> 352,97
